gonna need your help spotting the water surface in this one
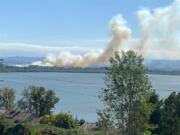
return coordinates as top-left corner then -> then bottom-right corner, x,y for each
0,72 -> 180,122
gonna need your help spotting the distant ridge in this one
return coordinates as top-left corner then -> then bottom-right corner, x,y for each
144,59 -> 180,71
0,56 -> 44,66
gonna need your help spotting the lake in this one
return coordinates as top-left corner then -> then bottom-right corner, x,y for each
0,72 -> 180,122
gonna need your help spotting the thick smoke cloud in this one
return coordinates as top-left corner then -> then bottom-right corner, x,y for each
34,0 -> 180,67
37,15 -> 131,67
137,0 -> 180,56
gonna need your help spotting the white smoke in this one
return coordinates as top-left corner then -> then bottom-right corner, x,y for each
33,0 -> 180,67
137,0 -> 180,56
35,15 -> 131,67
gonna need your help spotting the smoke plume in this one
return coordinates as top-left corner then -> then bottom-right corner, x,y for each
137,0 -> 180,55
33,0 -> 180,67
38,15 -> 131,67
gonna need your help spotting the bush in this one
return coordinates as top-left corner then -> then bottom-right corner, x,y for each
7,124 -> 31,135
39,114 -> 54,125
0,116 -> 14,134
0,124 -> 5,135
23,123 -> 41,135
53,112 -> 80,129
79,119 -> 85,126
25,123 -> 86,135
40,112 -> 80,129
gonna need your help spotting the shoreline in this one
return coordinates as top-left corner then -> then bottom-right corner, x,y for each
1,65 -> 180,75
1,70 -> 180,76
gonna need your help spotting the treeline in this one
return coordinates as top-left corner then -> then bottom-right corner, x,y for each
0,86 -> 59,116
0,65 -> 107,73
0,87 -> 179,135
2,64 -> 180,75
0,86 -> 91,135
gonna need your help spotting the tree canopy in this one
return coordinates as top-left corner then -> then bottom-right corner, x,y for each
18,86 -> 59,117
0,87 -> 15,110
159,92 -> 180,135
98,51 -> 154,135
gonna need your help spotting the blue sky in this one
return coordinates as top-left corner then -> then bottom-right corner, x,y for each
0,0 -> 174,57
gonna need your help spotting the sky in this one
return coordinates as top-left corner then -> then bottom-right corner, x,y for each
0,0 -> 176,57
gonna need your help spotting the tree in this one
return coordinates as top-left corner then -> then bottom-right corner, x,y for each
159,92 -> 180,135
98,51 -> 154,135
18,86 -> 59,117
148,91 -> 162,134
0,87 -> 15,110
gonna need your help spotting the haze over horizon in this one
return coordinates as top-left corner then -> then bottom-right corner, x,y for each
0,0 -> 179,64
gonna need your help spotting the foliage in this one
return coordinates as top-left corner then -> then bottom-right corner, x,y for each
0,121 -> 104,135
24,123 -> 88,135
39,114 -> 54,125
0,124 -> 4,135
40,125 -> 84,135
0,87 -> 15,110
148,91 -> 162,134
159,92 -> 180,135
98,51 -> 154,135
0,116 -> 14,135
144,130 -> 152,135
53,112 -> 80,129
40,112 -> 80,129
18,86 -> 59,117
8,124 -> 31,135
79,119 -> 85,126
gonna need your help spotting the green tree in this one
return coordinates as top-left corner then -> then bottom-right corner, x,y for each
18,86 -> 59,117
159,92 -> 180,135
0,87 -> 15,110
148,91 -> 162,134
98,51 -> 154,135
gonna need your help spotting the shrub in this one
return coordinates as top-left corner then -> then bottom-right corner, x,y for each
53,112 -> 80,129
7,124 -> 31,135
23,123 -> 41,135
0,116 -> 14,134
39,114 -> 54,125
26,124 -> 86,135
0,123 -> 4,135
79,119 -> 85,126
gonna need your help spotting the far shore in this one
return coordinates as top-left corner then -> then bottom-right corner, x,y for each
1,65 -> 180,76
